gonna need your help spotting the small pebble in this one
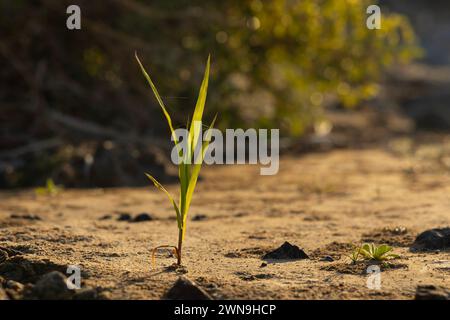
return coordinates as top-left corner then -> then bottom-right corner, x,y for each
320,256 -> 334,262
132,213 -> 153,222
31,271 -> 73,300
192,214 -> 207,221
117,213 -> 131,221
164,276 -> 212,300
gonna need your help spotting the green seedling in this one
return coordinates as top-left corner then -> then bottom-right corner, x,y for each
359,243 -> 400,261
349,243 -> 399,264
348,245 -> 362,264
35,178 -> 61,196
136,52 -> 216,266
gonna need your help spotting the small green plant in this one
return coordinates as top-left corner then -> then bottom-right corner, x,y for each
348,246 -> 362,264
35,178 -> 61,196
136,53 -> 216,266
349,243 -> 400,264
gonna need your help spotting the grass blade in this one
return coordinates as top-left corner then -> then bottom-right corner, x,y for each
139,54 -> 214,266
183,115 -> 217,229
188,55 -> 210,155
135,52 -> 179,146
145,173 -> 182,229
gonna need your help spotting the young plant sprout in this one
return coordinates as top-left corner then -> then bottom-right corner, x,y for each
348,246 -> 362,264
349,243 -> 399,264
35,178 -> 61,196
135,53 -> 216,266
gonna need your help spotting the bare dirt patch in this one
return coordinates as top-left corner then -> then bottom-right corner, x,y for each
1,148 -> 449,299
361,227 -> 416,247
322,261 -> 409,275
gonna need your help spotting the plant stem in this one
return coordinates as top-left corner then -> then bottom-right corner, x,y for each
177,228 -> 183,265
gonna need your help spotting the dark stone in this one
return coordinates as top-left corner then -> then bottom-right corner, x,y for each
99,215 -> 112,220
31,271 -> 73,300
163,276 -> 213,300
117,213 -> 131,221
0,256 -> 67,283
73,288 -> 98,300
192,214 -> 207,221
415,285 -> 450,300
412,227 -> 450,250
320,256 -> 334,262
132,213 -> 153,222
262,242 -> 309,260
260,262 -> 268,268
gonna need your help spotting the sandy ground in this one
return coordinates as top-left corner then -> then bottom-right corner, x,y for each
1,145 -> 449,299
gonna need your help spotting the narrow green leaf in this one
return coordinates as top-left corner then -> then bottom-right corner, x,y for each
145,173 -> 182,229
183,115 -> 217,226
135,52 -> 179,146
188,55 -> 210,155
141,55 -> 214,263
375,244 -> 392,257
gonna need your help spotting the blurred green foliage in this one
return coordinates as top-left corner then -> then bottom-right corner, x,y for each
1,0 -> 420,138
121,0 -> 420,135
0,0 -> 421,187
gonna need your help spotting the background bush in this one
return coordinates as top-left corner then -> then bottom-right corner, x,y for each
0,0 -> 420,187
